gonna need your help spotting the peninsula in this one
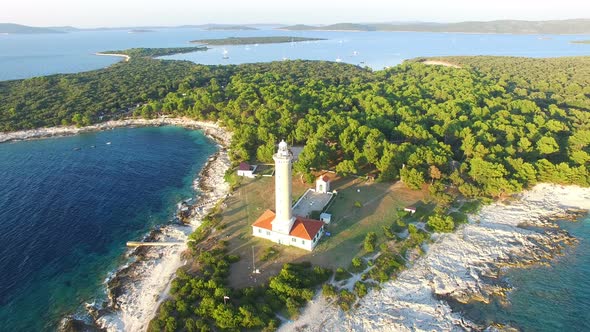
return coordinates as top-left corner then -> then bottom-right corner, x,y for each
190,36 -> 325,45
97,46 -> 208,59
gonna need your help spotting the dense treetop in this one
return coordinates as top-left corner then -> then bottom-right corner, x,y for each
1,54 -> 589,197
99,46 -> 208,58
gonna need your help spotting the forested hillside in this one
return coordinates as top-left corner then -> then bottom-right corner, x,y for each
1,55 -> 589,198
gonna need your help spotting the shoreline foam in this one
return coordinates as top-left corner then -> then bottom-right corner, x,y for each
282,183 -> 590,331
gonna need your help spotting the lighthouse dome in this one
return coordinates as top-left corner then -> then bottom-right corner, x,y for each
278,140 -> 288,149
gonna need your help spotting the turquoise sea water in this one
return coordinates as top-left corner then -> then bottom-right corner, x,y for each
455,216 -> 590,331
0,126 -> 216,331
0,28 -> 589,80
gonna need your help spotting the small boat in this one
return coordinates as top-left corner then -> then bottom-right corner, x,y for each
106,142 -> 112,145
282,56 -> 289,61
352,50 -> 359,56
335,57 -> 342,63
222,49 -> 229,59
90,145 -> 96,148
73,147 -> 81,151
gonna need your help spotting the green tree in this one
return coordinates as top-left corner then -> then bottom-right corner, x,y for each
364,232 -> 377,252
401,167 -> 425,190
335,160 -> 358,176
427,214 -> 455,233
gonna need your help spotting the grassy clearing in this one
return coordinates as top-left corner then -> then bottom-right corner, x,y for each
215,174 -> 428,288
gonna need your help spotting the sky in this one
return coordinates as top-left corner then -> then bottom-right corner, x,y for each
2,0 -> 589,28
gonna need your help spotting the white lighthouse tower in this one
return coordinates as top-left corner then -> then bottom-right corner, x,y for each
271,140 -> 295,234
251,140 -> 326,251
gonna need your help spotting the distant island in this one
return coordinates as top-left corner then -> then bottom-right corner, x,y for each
5,19 -> 590,35
97,46 -> 207,60
280,19 -> 590,34
0,23 -> 65,34
128,29 -> 154,33
190,36 -> 325,45
571,40 -> 590,44
204,25 -> 258,31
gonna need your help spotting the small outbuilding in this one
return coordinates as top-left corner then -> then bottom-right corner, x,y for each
237,162 -> 257,178
404,206 -> 417,214
320,212 -> 332,224
316,174 -> 331,193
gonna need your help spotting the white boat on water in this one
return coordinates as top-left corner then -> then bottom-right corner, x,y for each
335,57 -> 342,63
222,49 -> 229,59
106,142 -> 112,145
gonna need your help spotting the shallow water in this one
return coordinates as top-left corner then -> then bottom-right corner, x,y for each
455,216 -> 590,331
0,126 -> 216,331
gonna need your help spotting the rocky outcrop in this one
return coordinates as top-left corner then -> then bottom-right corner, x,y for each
283,184 -> 590,332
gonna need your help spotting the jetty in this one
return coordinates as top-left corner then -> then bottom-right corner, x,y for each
126,241 -> 184,247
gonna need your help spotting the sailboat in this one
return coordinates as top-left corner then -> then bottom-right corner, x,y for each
222,49 -> 229,59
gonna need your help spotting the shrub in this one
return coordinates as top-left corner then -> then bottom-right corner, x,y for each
338,289 -> 356,311
354,281 -> 368,298
363,232 -> 377,253
426,214 -> 455,233
322,284 -> 337,298
351,257 -> 364,272
335,267 -> 350,281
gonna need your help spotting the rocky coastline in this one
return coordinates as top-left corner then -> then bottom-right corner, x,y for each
282,184 -> 590,332
41,118 -> 233,331
0,117 -> 230,144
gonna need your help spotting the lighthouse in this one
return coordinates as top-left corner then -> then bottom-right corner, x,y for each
251,140 -> 326,251
271,140 -> 295,234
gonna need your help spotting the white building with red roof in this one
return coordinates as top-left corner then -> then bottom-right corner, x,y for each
251,141 -> 325,251
237,162 -> 257,178
316,174 -> 331,193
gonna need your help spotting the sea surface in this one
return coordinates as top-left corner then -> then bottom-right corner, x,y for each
455,216 -> 590,331
0,126 -> 216,331
0,27 -> 589,80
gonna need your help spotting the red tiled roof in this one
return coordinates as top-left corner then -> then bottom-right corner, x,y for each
289,217 -> 324,240
252,209 -> 275,230
252,209 -> 325,241
318,174 -> 330,182
238,162 -> 251,171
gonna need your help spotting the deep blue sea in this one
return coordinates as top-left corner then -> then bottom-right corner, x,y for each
0,127 -> 216,331
0,27 -> 589,80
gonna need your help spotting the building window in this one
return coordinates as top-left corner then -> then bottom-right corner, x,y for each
258,229 -> 262,233
292,237 -> 296,242
266,231 -> 271,236
302,240 -> 305,245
